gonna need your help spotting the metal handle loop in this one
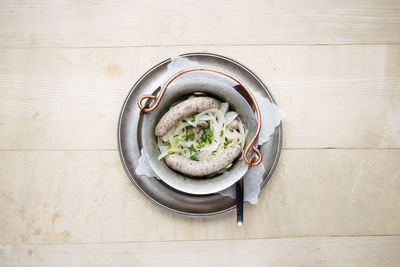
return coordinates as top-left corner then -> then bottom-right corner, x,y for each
137,67 -> 262,167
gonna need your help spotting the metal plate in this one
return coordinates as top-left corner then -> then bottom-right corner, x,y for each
118,52 -> 282,216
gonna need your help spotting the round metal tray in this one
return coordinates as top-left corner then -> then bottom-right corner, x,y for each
118,52 -> 282,216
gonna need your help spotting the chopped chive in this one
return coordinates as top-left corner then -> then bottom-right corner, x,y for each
173,134 -> 179,137
184,150 -> 187,153
224,137 -> 229,147
182,131 -> 194,138
189,144 -> 197,154
196,142 -> 206,149
167,151 -> 173,154
189,155 -> 199,161
211,150 -> 217,155
175,140 -> 179,145
220,130 -> 224,137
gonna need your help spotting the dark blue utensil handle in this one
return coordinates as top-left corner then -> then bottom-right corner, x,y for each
236,178 -> 244,225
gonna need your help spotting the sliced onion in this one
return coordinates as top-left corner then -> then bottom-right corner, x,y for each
162,126 -> 176,142
173,122 -> 190,136
158,147 -> 183,160
225,111 -> 238,125
220,102 -> 229,113
157,101 -> 247,162
238,123 -> 247,150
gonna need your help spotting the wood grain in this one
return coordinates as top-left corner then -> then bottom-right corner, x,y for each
0,45 -> 399,150
0,0 -> 400,48
1,1 -> 399,264
0,149 -> 399,244
0,237 -> 399,266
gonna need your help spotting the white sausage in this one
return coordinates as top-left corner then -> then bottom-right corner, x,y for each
155,97 -> 221,137
164,144 -> 241,177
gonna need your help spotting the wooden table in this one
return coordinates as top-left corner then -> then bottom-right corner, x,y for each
1,1 -> 399,266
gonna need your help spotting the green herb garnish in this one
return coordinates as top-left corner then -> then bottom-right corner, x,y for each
167,151 -> 173,154
224,137 -> 229,147
211,150 -> 217,155
182,131 -> 194,138
200,127 -> 213,144
189,144 -> 197,154
189,155 -> 199,161
196,142 -> 206,149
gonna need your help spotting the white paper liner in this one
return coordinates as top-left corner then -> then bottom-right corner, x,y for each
135,148 -> 159,180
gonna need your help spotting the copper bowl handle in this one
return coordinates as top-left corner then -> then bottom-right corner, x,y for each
138,67 -> 262,168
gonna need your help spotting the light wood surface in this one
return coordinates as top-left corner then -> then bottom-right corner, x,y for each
1,45 -> 399,150
1,0 -> 400,48
1,0 -> 400,266
1,236 -> 400,267
0,149 -> 399,243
